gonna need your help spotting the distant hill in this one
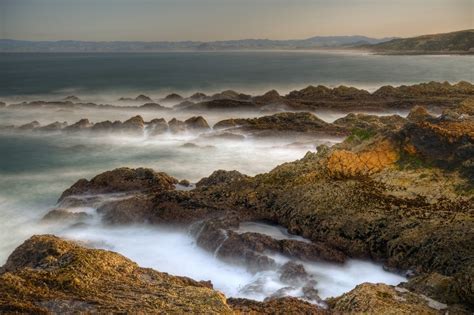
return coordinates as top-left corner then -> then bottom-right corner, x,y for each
0,36 -> 393,52
365,29 -> 474,54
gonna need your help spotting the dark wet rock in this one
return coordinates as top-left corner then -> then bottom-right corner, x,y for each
140,102 -> 168,110
90,120 -> 117,132
121,115 -> 145,133
189,92 -> 208,102
0,235 -> 231,314
38,121 -> 68,131
168,118 -> 186,133
135,94 -> 152,102
63,95 -> 81,102
279,261 -> 308,284
211,90 -> 251,101
201,132 -> 245,141
196,170 -> 249,188
64,118 -> 93,132
0,101 -> 6,108
18,121 -> 40,130
179,179 -> 191,187
215,112 -> 347,137
162,93 -> 183,102
147,118 -> 168,135
59,167 -> 178,201
228,297 -> 328,314
41,209 -> 92,223
253,89 -> 284,104
184,116 -> 210,130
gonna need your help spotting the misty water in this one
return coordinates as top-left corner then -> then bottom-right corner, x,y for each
3,50 -> 470,302
0,126 -> 406,302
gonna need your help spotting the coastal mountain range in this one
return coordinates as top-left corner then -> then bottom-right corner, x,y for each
0,35 -> 393,52
0,30 -> 472,53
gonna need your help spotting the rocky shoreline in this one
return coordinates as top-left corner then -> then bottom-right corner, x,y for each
0,85 -> 473,313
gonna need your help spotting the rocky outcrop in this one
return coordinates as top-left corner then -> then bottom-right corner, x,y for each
119,94 -> 153,102
406,106 -> 434,122
64,118 -> 93,131
38,121 -> 68,131
18,121 -> 40,130
327,283 -> 450,314
0,235 -> 232,314
168,118 -> 186,133
214,112 -> 347,137
333,113 -> 407,132
228,297 -> 327,314
147,118 -> 169,135
59,167 -> 178,201
162,93 -> 183,102
184,116 -> 211,130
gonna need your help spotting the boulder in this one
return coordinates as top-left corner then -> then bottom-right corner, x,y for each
168,118 -> 186,133
59,167 -> 178,201
184,116 -> 210,131
0,235 -> 231,314
64,118 -> 93,132
147,118 -> 169,135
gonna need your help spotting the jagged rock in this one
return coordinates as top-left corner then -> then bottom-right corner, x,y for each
327,283 -> 449,314
121,115 -> 145,133
196,170 -> 249,187
41,209 -> 91,223
168,118 -> 186,133
18,121 -> 40,130
407,106 -> 434,122
184,116 -> 210,130
279,261 -> 308,284
147,118 -> 168,135
38,121 -> 68,131
0,235 -> 231,314
91,120 -> 118,132
59,167 -> 178,201
64,118 -> 93,131
334,113 -> 406,132
228,297 -> 327,314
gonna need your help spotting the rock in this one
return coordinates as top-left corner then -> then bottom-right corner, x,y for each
59,167 -> 178,201
147,118 -> 168,135
279,261 -> 308,284
407,106 -> 434,122
64,118 -> 93,131
135,94 -> 152,102
38,121 -> 68,131
253,89 -> 284,104
184,116 -> 210,131
41,209 -> 92,223
162,93 -> 183,102
196,170 -> 249,188
168,118 -> 186,133
0,101 -> 6,108
63,95 -> 81,102
18,121 -> 40,130
201,132 -> 245,141
140,102 -> 168,110
334,113 -> 407,132
228,297 -> 327,314
121,115 -> 145,133
91,120 -> 117,132
189,92 -> 208,102
327,283 -> 449,314
184,99 -> 258,111
0,235 -> 231,314
211,90 -> 251,101
179,179 -> 191,187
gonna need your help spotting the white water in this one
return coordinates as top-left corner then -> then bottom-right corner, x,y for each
0,108 -> 406,303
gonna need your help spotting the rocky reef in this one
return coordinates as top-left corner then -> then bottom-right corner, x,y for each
24,101 -> 473,313
1,81 -> 473,114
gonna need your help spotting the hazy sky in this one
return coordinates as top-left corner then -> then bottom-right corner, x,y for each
1,0 -> 473,41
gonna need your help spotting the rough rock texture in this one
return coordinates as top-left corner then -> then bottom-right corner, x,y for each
168,118 -> 186,133
64,118 -> 93,132
327,283 -> 450,314
59,167 -> 178,201
184,116 -> 211,130
0,235 -> 232,314
229,297 -> 328,314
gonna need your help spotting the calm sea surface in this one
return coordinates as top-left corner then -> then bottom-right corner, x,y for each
0,51 -> 472,98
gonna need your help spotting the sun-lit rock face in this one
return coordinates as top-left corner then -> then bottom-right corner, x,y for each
327,283 -> 448,314
0,235 -> 233,314
326,139 -> 399,178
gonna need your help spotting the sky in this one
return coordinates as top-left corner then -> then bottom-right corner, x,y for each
1,0 -> 473,41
